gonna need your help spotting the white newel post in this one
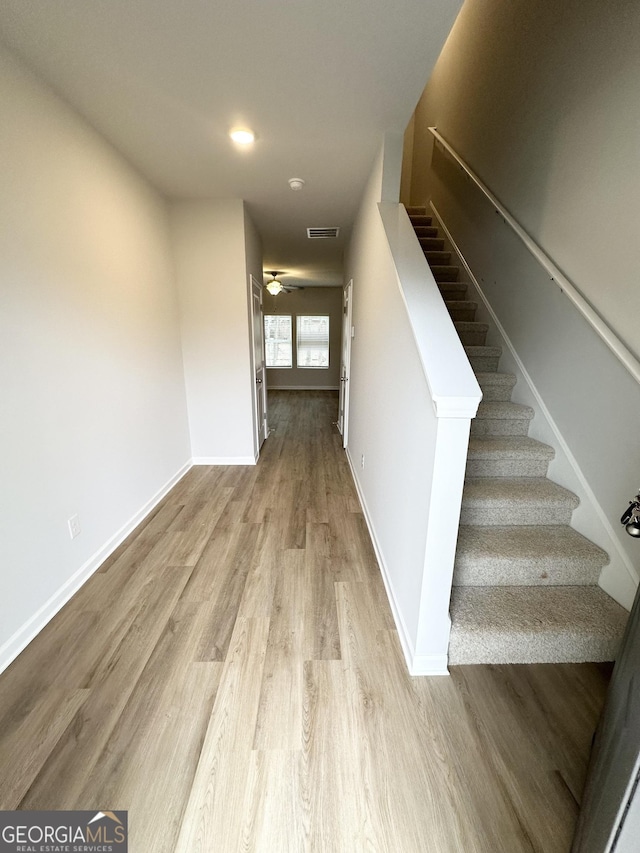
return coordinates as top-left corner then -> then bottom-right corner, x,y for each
413,415 -> 473,675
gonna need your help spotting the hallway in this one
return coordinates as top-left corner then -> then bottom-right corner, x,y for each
0,391 -> 609,851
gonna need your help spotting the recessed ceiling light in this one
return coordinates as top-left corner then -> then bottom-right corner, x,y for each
230,128 -> 255,144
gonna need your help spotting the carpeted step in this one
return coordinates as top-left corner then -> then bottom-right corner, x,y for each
409,215 -> 433,227
405,206 -> 428,216
448,585 -> 627,664
446,300 -> 477,321
466,436 -> 554,477
475,371 -> 517,401
431,264 -> 460,282
465,345 -> 502,372
455,321 -> 488,346
425,250 -> 451,265
471,401 -> 535,436
413,225 -> 438,238
453,525 -> 608,586
419,237 -> 445,251
438,282 -> 467,301
460,477 -> 579,526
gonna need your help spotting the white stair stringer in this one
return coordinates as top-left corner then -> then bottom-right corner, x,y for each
405,205 -> 629,665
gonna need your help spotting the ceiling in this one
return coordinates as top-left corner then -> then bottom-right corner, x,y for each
0,0 -> 460,288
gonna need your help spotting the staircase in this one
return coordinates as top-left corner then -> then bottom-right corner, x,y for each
406,206 -> 628,665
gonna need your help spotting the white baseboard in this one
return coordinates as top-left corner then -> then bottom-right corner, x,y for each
430,200 -> 638,610
192,456 -> 257,465
345,449 -> 450,676
267,385 -> 339,391
0,460 -> 192,676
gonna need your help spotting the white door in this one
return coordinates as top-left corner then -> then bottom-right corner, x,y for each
250,275 -> 268,451
338,279 -> 353,448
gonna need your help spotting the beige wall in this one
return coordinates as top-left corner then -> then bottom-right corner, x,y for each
410,0 -> 640,359
171,199 -> 257,462
0,45 -> 191,665
264,287 -> 342,389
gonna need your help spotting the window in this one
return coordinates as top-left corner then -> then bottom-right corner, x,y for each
264,315 -> 292,367
296,315 -> 329,368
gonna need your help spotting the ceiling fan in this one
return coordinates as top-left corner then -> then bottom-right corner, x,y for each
264,271 -> 304,295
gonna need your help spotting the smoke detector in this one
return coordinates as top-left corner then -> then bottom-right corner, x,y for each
288,178 -> 305,191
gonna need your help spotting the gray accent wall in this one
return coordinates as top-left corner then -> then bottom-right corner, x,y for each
264,287 -> 342,390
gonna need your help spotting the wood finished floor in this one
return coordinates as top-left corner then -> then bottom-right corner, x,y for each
0,390 -> 610,852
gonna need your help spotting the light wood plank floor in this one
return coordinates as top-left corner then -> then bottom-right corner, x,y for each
0,390 -> 610,851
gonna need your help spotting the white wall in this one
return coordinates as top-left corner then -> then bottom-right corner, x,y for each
346,146 -> 432,656
0,46 -> 191,669
171,200 -> 257,463
264,287 -> 343,389
408,0 -> 640,604
345,140 -> 479,673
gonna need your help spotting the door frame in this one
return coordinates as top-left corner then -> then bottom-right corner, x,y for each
338,279 -> 353,449
249,274 -> 268,457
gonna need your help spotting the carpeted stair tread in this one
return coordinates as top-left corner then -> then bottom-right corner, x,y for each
454,525 -> 608,586
466,436 -> 554,477
446,301 -> 478,321
438,282 -> 467,299
431,264 -> 460,281
420,237 -> 445,251
413,226 -> 438,238
405,206 -> 428,215
409,214 -> 432,226
471,401 -> 533,435
461,477 -> 580,526
475,401 -> 534,421
465,345 -> 502,373
448,585 -> 627,664
475,372 -> 517,400
454,321 -> 488,346
425,250 -> 452,264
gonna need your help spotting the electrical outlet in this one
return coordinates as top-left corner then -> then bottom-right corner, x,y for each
68,514 -> 81,539
360,453 -> 365,469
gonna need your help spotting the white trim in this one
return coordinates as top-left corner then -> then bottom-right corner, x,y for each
431,200 -> 639,602
0,460 -> 192,676
345,448 -> 450,676
428,127 -> 640,387
265,385 -> 339,391
378,203 -> 482,419
192,455 -> 257,465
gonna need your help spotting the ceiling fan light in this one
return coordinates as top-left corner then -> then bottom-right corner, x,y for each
266,280 -> 284,295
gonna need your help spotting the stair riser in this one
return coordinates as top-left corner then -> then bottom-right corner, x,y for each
413,226 -> 438,238
477,385 -> 515,401
447,306 -> 477,321
469,356 -> 500,372
453,561 -> 601,587
460,503 -> 575,526
409,215 -> 432,227
465,458 -> 550,478
439,285 -> 467,301
420,238 -> 445,251
431,265 -> 459,282
471,419 -> 531,437
405,207 -> 427,216
425,251 -> 451,264
457,329 -> 488,346
448,634 -> 620,665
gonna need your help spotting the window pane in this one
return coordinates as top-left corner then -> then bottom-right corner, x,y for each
296,315 -> 329,368
264,315 -> 292,367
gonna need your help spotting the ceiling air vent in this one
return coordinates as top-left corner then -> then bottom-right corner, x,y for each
307,227 -> 340,239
